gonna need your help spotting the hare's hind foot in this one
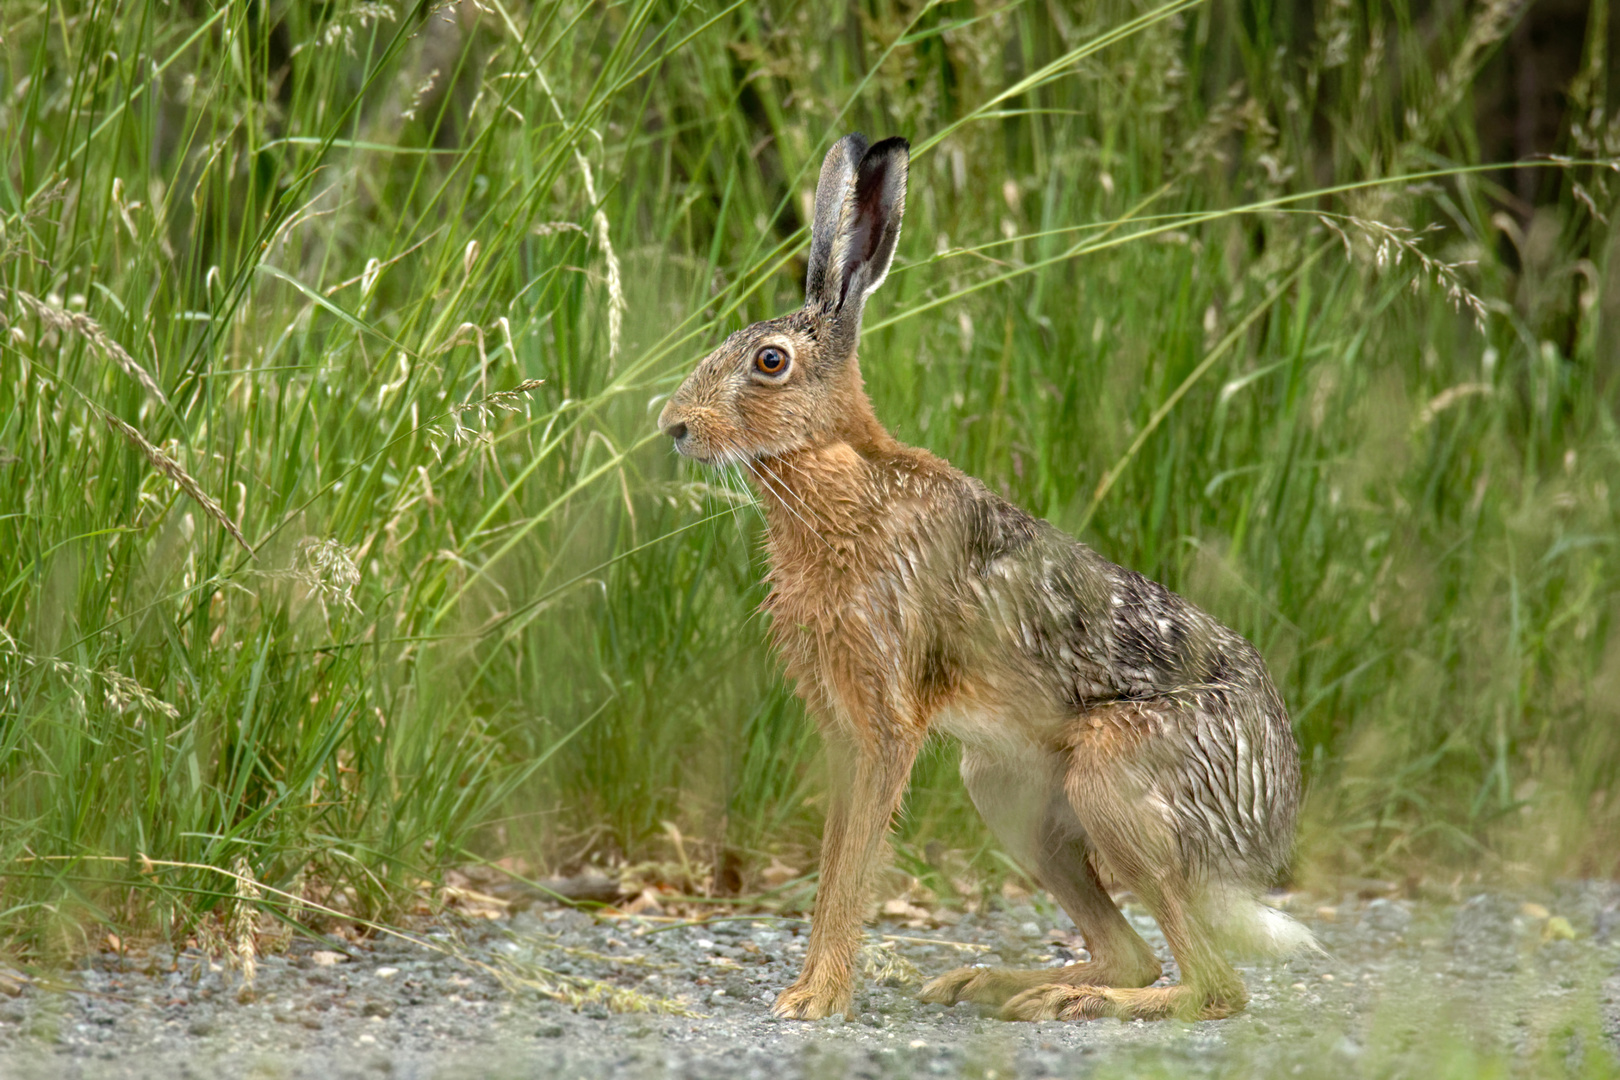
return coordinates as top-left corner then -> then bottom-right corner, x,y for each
917,966 -> 1048,1007
1000,983 -> 1246,1022
918,956 -> 1161,1008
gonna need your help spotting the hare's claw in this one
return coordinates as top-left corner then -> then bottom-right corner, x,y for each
917,966 -> 978,1005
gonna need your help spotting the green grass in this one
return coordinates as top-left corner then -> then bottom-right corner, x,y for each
1,0 -> 1617,957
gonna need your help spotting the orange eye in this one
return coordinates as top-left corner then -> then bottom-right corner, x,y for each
754,346 -> 789,376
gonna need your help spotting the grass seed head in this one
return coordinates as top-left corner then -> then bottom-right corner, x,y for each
15,291 -> 168,408
102,412 -> 253,555
229,855 -> 261,986
294,537 -> 363,615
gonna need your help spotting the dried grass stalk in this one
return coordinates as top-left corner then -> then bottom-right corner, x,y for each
457,377 -> 545,414
498,15 -> 625,362
859,939 -> 923,988
14,290 -> 169,408
0,180 -> 68,269
1408,0 -> 1528,145
102,412 -> 254,556
426,377 -> 545,450
591,202 -> 624,361
1316,215 -> 1489,329
229,855 -> 262,986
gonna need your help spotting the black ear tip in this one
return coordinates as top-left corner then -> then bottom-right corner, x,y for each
866,135 -> 910,160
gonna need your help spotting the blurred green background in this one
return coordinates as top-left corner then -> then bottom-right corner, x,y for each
1,0 -> 1617,951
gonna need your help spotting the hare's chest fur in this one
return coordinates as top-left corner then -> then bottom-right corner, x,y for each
757,449 -> 973,725
759,450 -> 1077,748
762,518 -> 929,704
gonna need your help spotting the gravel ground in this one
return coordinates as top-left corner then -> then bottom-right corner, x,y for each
2,883 -> 1617,1079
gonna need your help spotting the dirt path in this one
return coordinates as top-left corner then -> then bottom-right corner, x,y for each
2,884 -> 1617,1079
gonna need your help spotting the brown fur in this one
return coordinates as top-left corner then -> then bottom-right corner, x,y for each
657,134 -> 1306,1022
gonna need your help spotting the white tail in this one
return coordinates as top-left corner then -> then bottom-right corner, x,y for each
1210,893 -> 1324,958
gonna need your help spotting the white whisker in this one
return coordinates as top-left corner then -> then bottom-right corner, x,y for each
755,455 -> 832,528
743,459 -> 837,555
769,453 -> 818,484
725,463 -> 766,533
751,458 -> 826,525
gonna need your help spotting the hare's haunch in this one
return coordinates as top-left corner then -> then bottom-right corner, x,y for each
658,133 -> 1312,1023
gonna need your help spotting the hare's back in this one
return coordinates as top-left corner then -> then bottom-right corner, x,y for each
949,488 -> 1269,707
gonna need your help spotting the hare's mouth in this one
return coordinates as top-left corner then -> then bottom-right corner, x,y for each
665,425 -> 767,467
695,447 -> 755,467
669,436 -> 744,467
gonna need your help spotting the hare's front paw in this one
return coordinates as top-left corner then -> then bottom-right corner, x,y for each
771,973 -> 852,1020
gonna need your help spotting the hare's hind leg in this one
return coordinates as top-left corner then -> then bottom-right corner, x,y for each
1002,703 -> 1248,1022
918,744 -> 1160,1008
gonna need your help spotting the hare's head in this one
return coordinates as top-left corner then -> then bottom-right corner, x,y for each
658,134 -> 908,463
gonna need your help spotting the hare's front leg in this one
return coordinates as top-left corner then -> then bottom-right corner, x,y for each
773,733 -> 920,1020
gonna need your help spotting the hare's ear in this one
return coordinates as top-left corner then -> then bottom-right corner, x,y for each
806,133 -> 868,305
807,136 -> 909,317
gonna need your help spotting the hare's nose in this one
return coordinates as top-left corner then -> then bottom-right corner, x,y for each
663,421 -> 689,442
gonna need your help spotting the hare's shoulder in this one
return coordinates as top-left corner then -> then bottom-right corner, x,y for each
874,448 -> 1044,567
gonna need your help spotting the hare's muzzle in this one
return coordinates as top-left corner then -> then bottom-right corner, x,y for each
657,397 -> 701,458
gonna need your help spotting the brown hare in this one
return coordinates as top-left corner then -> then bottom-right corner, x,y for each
657,133 -> 1313,1023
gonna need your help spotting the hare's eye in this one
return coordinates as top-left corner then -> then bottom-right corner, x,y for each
753,346 -> 790,377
